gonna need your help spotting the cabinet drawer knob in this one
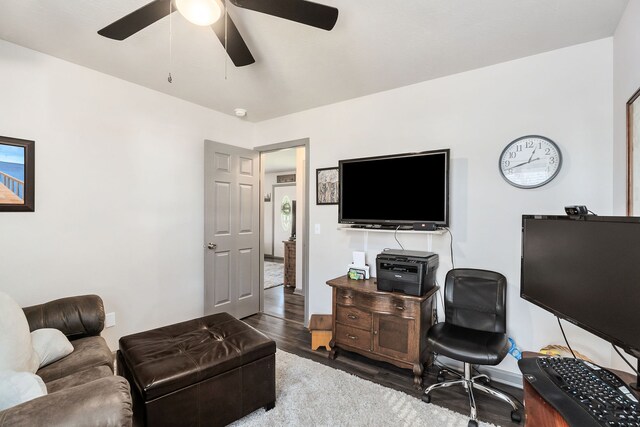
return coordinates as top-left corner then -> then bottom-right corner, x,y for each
346,333 -> 358,340
395,305 -> 405,311
343,295 -> 353,300
347,314 -> 358,320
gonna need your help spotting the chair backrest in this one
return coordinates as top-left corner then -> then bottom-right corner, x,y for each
444,268 -> 507,333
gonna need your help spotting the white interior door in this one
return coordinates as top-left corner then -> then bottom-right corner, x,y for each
204,141 -> 260,319
273,184 -> 296,258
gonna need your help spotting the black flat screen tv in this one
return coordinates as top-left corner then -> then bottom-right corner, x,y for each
338,149 -> 449,227
521,214 -> 640,359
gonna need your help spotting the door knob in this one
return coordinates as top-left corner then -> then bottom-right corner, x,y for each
207,243 -> 217,250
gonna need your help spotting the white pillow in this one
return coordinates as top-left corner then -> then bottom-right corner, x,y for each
0,370 -> 47,410
31,328 -> 74,368
0,292 -> 39,373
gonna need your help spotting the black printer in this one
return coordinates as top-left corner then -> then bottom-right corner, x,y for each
376,249 -> 439,296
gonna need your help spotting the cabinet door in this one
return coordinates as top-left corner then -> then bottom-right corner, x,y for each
372,313 -> 416,361
335,323 -> 372,352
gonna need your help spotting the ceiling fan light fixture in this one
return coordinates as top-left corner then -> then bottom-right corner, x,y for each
175,0 -> 222,26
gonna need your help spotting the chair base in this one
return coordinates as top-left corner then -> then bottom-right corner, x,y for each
423,362 -> 521,425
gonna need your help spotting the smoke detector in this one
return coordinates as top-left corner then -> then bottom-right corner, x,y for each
234,108 -> 247,118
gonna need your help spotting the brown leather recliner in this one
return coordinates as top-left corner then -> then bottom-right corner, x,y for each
0,295 -> 133,427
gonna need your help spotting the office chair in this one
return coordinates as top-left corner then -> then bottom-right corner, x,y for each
422,268 -> 521,427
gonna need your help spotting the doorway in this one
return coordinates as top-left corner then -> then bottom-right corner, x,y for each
259,144 -> 307,324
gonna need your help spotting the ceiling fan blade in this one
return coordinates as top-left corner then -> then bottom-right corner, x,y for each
211,15 -> 255,67
229,0 -> 338,31
98,0 -> 174,40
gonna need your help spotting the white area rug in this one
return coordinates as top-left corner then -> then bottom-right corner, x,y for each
231,350 -> 497,427
264,261 -> 284,289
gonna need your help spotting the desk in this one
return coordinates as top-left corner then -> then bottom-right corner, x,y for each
522,352 -> 638,426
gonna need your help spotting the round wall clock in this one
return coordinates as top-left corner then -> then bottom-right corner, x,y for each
499,135 -> 562,189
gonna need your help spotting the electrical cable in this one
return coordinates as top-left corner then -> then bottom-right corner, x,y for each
444,227 -> 454,268
557,316 -> 577,359
612,344 -> 640,376
394,225 -> 404,250
167,1 -> 173,83
588,210 -> 598,216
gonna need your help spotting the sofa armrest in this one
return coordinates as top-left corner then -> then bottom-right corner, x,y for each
23,295 -> 105,339
0,376 -> 132,427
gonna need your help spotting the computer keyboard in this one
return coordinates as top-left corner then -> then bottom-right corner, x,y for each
518,356 -> 640,427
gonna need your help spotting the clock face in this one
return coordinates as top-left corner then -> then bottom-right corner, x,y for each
499,135 -> 562,189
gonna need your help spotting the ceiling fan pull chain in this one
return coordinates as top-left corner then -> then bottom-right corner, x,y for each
224,0 -> 228,80
168,0 -> 173,83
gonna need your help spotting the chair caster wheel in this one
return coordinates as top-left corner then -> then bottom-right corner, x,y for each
468,420 -> 478,427
422,394 -> 431,403
511,410 -> 522,423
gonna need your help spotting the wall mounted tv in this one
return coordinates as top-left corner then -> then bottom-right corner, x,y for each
521,214 -> 640,361
338,149 -> 449,227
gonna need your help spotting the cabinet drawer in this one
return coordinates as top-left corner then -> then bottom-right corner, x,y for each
337,289 -> 419,317
335,324 -> 371,352
336,289 -> 357,306
336,305 -> 372,330
376,296 -> 419,317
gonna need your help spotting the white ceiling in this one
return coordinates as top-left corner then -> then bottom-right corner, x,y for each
0,0 -> 629,122
263,148 -> 297,174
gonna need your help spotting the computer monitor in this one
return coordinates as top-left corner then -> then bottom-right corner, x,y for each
521,215 -> 640,375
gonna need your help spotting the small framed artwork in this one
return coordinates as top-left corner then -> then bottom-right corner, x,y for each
628,87 -> 640,215
277,174 -> 296,183
0,136 -> 34,212
316,167 -> 339,205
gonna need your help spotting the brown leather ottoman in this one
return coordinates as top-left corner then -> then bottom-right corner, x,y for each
117,313 -> 276,427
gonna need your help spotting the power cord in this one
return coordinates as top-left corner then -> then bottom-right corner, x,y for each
394,225 -> 405,250
612,344 -> 640,376
443,227 -> 454,268
557,317 -> 577,358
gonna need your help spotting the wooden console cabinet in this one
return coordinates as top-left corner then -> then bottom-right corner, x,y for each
326,275 -> 438,389
283,240 -> 296,287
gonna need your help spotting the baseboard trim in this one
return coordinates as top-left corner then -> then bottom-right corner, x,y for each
435,355 -> 523,389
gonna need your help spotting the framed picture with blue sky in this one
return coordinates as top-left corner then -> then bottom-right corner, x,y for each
0,136 -> 35,212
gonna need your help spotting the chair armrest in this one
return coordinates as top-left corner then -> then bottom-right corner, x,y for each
23,295 -> 105,339
0,376 -> 132,427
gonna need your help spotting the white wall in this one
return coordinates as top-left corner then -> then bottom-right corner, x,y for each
0,25 -> 631,382
611,0 -> 640,372
254,39 -> 615,377
263,169 -> 296,256
0,40 -> 253,349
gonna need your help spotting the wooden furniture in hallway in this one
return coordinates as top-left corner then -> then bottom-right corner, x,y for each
326,275 -> 438,389
283,240 -> 296,287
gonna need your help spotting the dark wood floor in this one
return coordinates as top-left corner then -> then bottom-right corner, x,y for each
263,284 -> 305,324
243,312 -> 524,427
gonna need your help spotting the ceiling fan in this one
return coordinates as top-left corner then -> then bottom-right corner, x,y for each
98,0 -> 339,67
